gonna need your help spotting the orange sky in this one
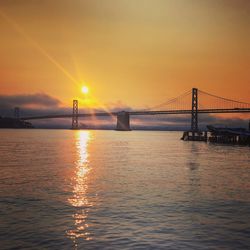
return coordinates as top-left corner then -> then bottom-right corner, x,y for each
0,0 -> 249,109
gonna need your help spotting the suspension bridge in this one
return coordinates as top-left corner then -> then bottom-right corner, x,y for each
16,88 -> 250,134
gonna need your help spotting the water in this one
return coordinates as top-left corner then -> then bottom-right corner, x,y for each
0,129 -> 250,249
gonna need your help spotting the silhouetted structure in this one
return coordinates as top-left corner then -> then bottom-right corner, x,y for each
72,100 -> 78,129
191,88 -> 198,137
181,131 -> 207,141
182,88 -> 204,140
0,117 -> 33,128
116,111 -> 131,131
207,125 -> 250,145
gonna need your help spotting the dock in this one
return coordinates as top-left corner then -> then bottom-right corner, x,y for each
181,125 -> 250,146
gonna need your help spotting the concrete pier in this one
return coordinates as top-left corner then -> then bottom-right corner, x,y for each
181,130 -> 207,141
116,111 -> 131,131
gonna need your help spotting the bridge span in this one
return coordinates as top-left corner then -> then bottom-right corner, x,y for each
17,88 -> 250,132
21,108 -> 250,121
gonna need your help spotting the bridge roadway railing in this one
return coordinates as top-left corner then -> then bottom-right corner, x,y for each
20,108 -> 250,120
130,108 -> 250,116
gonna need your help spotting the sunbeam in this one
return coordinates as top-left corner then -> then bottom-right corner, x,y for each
0,8 -> 79,86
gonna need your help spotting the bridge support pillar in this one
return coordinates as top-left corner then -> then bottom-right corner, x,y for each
191,88 -> 198,138
116,111 -> 131,131
72,100 -> 79,129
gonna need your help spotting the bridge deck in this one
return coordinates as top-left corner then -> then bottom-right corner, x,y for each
21,108 -> 250,120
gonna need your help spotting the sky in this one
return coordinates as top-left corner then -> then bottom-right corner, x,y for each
0,0 -> 249,128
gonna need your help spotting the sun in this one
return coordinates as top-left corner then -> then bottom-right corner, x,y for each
81,86 -> 89,94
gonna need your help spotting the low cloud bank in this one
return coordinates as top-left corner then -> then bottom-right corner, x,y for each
0,93 -> 61,109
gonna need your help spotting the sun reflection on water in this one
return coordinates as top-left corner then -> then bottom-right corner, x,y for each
67,131 -> 93,246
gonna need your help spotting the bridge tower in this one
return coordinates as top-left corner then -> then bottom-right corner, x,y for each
72,100 -> 79,129
14,107 -> 20,119
191,88 -> 198,136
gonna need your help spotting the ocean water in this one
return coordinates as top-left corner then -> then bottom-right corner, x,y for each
0,129 -> 250,249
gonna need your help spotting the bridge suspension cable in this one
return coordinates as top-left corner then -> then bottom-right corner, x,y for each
145,89 -> 192,111
198,89 -> 250,110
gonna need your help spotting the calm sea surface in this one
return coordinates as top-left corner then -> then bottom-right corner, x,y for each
0,129 -> 250,249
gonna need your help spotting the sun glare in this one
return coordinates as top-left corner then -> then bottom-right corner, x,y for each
81,86 -> 89,94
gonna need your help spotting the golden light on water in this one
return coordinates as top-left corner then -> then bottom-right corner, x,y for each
67,131 -> 93,243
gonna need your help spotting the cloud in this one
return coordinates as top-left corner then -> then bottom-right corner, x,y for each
104,100 -> 133,112
0,93 -> 61,109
